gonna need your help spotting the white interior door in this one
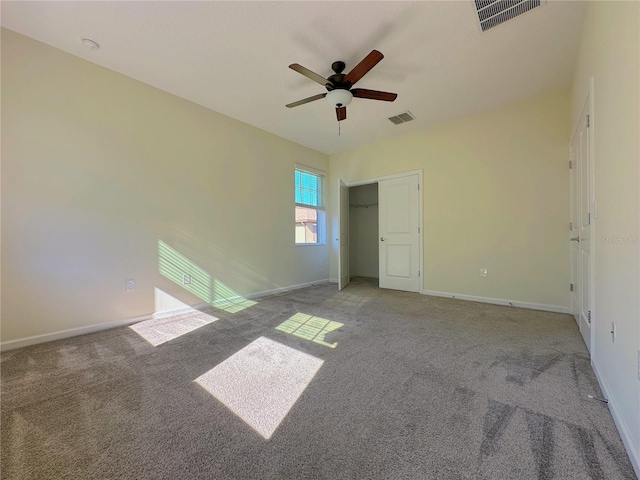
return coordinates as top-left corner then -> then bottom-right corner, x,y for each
378,174 -> 420,292
577,104 -> 592,352
569,142 -> 580,324
570,100 -> 592,352
338,180 -> 350,290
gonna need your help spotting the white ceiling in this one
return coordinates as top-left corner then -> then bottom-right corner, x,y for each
1,1 -> 587,155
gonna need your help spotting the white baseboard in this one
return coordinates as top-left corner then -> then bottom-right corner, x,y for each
151,304 -> 209,319
244,279 -> 330,300
0,313 -> 153,352
421,289 -> 571,314
329,278 -> 339,284
592,359 -> 640,479
0,279 -> 331,352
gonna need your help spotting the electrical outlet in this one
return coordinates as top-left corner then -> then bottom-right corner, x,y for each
610,322 -> 616,343
183,274 -> 191,285
480,268 -> 488,277
125,279 -> 136,292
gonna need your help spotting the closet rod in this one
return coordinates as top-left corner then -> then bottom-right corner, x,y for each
349,203 -> 378,209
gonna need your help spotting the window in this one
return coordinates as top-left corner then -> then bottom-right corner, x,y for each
295,166 -> 325,245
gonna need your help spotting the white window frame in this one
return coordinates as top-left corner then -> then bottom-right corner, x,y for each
295,164 -> 326,246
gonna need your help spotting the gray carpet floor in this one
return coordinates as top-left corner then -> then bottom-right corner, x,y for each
1,277 -> 636,479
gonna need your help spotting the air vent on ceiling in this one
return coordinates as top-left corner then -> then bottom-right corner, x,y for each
475,0 -> 542,32
388,111 -> 415,125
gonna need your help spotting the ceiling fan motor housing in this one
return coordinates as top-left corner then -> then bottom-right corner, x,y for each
327,61 -> 349,90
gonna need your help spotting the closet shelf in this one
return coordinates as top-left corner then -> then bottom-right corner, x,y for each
349,203 -> 378,209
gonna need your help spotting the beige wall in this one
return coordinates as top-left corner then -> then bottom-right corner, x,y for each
1,29 -> 329,343
329,89 -> 570,309
2,9 -> 638,472
570,1 -> 640,471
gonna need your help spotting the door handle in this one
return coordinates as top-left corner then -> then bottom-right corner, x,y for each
380,237 -> 386,242
570,236 -> 580,242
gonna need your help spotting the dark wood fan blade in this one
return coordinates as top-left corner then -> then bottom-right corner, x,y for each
343,50 -> 384,87
286,93 -> 327,108
289,64 -> 333,87
336,106 -> 346,121
351,88 -> 397,102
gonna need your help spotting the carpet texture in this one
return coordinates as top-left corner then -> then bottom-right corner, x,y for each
1,278 -> 636,479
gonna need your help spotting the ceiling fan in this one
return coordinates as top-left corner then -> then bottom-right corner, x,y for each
286,50 -> 397,122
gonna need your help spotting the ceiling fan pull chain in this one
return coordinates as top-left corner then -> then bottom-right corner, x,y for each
339,121 -> 341,136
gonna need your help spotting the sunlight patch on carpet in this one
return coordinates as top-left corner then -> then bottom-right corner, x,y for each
130,312 -> 218,347
194,336 -> 323,439
275,313 -> 343,348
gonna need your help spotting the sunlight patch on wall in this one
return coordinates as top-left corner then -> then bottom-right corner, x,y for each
213,279 -> 257,313
275,313 -> 343,348
158,240 -> 257,313
154,287 -> 192,315
194,336 -> 323,439
159,240 -> 213,303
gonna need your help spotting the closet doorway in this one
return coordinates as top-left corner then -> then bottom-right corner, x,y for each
349,183 -> 380,285
338,170 -> 423,293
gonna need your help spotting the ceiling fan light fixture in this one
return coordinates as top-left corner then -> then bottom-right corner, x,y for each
325,89 -> 353,108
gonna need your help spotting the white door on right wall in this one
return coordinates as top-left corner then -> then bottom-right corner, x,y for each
570,99 -> 592,353
378,174 -> 420,292
569,143 -> 580,324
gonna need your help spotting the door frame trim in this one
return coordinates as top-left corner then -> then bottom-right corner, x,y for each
338,179 -> 350,290
339,169 -> 423,293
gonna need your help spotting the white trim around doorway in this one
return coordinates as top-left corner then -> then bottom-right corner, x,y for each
340,169 -> 424,294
